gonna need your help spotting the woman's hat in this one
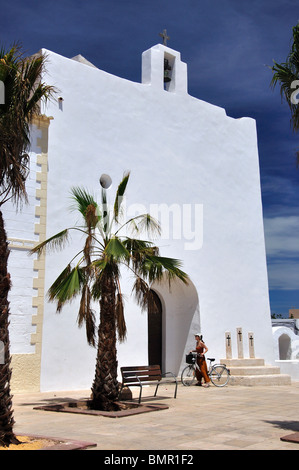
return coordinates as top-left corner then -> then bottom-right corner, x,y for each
194,333 -> 201,337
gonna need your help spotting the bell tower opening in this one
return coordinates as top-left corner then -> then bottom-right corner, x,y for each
163,53 -> 175,92
141,43 -> 188,94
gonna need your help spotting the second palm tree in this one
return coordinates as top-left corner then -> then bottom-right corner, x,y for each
31,172 -> 189,411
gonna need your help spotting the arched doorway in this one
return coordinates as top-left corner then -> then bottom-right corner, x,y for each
148,277 -> 200,375
147,290 -> 163,367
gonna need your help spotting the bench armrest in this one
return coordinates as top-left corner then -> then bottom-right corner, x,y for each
155,371 -> 178,399
162,372 -> 177,381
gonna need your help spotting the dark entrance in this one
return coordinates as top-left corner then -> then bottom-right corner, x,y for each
147,290 -> 162,367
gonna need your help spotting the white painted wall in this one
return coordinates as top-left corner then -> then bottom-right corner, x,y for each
5,126 -> 41,354
7,248 -> 37,354
6,44 -> 274,391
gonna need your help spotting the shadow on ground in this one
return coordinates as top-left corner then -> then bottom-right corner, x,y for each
264,420 -> 299,432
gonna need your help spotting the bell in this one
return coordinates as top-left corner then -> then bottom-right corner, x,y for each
164,59 -> 172,83
164,71 -> 171,83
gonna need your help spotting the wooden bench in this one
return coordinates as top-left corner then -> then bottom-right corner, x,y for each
120,365 -> 178,403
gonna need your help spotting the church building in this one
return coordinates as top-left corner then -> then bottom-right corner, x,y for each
4,40 -> 280,392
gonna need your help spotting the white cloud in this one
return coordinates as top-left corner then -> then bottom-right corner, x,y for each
264,216 -> 299,289
264,216 -> 299,257
266,258 -> 299,290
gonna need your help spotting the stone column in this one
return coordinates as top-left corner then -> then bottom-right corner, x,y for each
248,332 -> 255,358
236,327 -> 244,359
225,331 -> 232,359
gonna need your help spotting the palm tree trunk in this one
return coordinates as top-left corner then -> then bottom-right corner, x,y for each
0,211 -> 19,446
90,274 -> 120,411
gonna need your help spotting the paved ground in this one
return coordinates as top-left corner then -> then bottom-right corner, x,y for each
11,381 -> 299,451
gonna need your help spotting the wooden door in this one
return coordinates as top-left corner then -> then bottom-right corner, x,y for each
147,290 -> 162,367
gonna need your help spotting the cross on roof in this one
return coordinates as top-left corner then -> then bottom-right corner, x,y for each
159,29 -> 170,46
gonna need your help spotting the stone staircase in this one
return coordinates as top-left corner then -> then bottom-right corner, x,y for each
220,358 -> 292,386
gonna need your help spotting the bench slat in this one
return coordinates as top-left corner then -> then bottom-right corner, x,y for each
122,370 -> 161,377
123,376 -> 161,383
121,365 -> 160,372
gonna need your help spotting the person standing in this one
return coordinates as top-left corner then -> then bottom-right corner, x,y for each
191,333 -> 211,387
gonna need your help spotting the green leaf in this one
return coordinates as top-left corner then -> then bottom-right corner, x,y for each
30,229 -> 69,256
116,292 -> 127,342
77,284 -> 96,347
135,214 -> 161,238
104,237 -> 130,261
114,171 -> 130,222
132,276 -> 151,311
119,213 -> 161,238
70,187 -> 100,228
142,255 -> 189,284
48,265 -> 85,306
123,238 -> 156,255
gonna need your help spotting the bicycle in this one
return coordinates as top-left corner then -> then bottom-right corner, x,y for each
181,353 -> 230,387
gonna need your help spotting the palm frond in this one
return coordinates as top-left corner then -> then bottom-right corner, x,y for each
0,45 -> 56,206
270,22 -> 299,132
122,237 -> 159,273
123,238 -> 157,257
104,236 -> 130,261
136,213 -> 161,238
271,60 -> 299,131
70,187 -> 100,228
92,258 -> 108,271
78,284 -> 96,346
113,171 -> 130,223
142,255 -> 189,284
271,61 -> 298,96
30,229 -> 69,256
118,213 -> 161,239
90,258 -> 108,299
48,265 -> 85,307
20,54 -> 53,116
132,276 -> 151,311
116,292 -> 127,342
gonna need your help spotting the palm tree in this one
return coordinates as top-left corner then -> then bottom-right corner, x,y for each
0,44 -> 54,446
31,172 -> 189,411
271,23 -> 299,163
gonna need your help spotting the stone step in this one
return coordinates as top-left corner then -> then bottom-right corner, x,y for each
219,358 -> 292,386
228,366 -> 281,376
220,358 -> 265,367
229,374 -> 292,386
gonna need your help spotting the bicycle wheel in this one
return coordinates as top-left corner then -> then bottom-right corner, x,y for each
210,365 -> 230,387
181,365 -> 196,386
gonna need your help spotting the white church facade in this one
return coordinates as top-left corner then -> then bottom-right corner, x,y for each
4,43 -> 280,392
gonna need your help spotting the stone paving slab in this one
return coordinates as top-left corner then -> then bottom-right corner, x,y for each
10,382 -> 299,451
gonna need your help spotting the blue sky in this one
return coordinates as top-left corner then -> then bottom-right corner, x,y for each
1,0 -> 299,316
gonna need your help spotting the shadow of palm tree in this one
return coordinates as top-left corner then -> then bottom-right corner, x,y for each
19,397 -> 86,407
264,420 -> 299,432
